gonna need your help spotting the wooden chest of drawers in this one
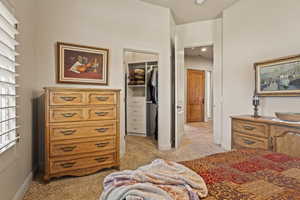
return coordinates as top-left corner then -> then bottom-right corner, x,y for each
231,115 -> 300,157
42,87 -> 120,181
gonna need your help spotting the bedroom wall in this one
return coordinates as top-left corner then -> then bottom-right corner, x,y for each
185,55 -> 213,69
222,0 -> 300,149
0,0 -> 36,199
34,0 -> 172,153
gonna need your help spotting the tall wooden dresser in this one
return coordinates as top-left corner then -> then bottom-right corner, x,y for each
231,115 -> 300,157
42,87 -> 120,181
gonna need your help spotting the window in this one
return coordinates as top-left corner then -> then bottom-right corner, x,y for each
0,2 -> 19,154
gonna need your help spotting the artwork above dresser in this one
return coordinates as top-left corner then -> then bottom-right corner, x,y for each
231,115 -> 300,157
41,87 -> 120,181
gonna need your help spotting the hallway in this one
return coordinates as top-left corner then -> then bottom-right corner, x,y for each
178,121 -> 225,160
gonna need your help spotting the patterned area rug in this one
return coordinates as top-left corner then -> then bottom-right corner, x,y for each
181,149 -> 300,200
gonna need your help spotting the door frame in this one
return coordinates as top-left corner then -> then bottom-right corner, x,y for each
186,69 -> 206,123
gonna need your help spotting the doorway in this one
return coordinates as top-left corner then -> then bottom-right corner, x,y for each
123,49 -> 159,147
184,45 -> 214,138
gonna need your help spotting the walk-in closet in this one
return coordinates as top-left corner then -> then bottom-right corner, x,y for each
124,50 -> 159,142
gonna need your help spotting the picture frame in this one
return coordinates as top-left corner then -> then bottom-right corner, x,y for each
255,54 -> 300,96
57,42 -> 109,85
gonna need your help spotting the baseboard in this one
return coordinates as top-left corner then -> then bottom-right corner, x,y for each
12,171 -> 32,200
158,143 -> 171,151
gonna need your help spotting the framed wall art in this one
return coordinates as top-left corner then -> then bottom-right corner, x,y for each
57,42 -> 109,85
255,54 -> 300,96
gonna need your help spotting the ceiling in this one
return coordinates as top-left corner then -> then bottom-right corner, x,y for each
140,0 -> 240,24
185,46 -> 213,60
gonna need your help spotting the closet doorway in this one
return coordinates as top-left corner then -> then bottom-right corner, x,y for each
124,49 -> 159,145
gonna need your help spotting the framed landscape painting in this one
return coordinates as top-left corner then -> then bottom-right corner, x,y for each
255,55 -> 300,96
57,42 -> 109,85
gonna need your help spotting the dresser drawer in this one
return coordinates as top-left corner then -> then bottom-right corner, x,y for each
233,133 -> 269,150
88,92 -> 116,105
50,92 -> 86,106
233,120 -> 268,138
88,106 -> 116,121
49,122 -> 116,141
49,153 -> 115,174
49,107 -> 85,123
50,137 -> 115,157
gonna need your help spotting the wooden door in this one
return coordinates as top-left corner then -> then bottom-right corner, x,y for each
187,70 -> 205,122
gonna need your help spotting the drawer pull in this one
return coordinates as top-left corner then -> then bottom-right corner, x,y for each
96,96 -> 109,101
95,142 -> 110,148
62,113 -> 77,118
94,157 -> 108,163
243,126 -> 255,131
60,146 -> 77,152
60,130 -> 77,135
95,128 -> 109,133
60,162 -> 76,168
95,112 -> 109,116
60,96 -> 77,102
243,139 -> 256,145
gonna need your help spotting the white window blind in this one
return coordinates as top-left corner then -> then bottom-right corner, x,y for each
0,1 -> 19,154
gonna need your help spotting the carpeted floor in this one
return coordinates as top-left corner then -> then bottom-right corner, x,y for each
23,122 -> 224,200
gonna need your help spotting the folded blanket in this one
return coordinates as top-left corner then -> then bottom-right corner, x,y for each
100,159 -> 208,200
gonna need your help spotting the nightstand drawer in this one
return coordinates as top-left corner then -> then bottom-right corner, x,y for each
233,133 -> 269,150
233,120 -> 268,138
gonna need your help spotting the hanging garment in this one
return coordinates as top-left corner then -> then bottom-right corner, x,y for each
147,68 -> 153,101
150,68 -> 158,104
147,103 -> 158,137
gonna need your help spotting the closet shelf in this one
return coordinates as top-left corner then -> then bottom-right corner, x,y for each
128,85 -> 146,88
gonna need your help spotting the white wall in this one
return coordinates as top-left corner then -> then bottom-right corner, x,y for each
177,20 -> 214,48
222,0 -> 300,149
0,0 -> 36,199
185,55 -> 213,69
34,0 -> 172,153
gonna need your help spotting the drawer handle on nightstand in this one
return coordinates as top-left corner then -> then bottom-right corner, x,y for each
60,96 -> 77,101
95,112 -> 108,116
60,162 -> 76,168
243,139 -> 256,145
62,113 -> 77,118
60,146 -> 77,152
60,130 -> 77,135
95,142 -> 110,148
243,126 -> 255,131
96,96 -> 109,101
95,128 -> 109,133
95,157 -> 108,163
